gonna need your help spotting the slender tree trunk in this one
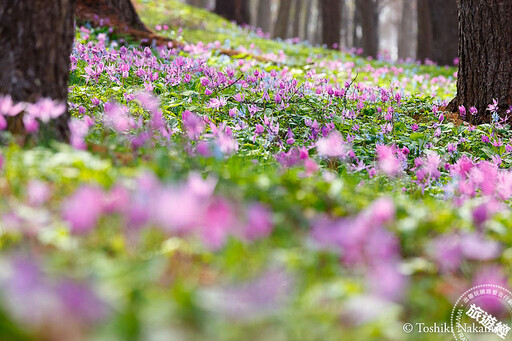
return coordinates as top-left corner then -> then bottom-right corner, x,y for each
304,0 -> 314,41
187,0 -> 210,9
449,0 -> 512,124
292,0 -> 303,38
320,0 -> 341,49
352,0 -> 362,48
214,0 -> 250,25
358,0 -> 379,57
0,0 -> 76,140
256,0 -> 272,33
76,0 -> 180,46
341,0 -> 349,47
398,0 -> 414,60
416,0 -> 433,63
77,0 -> 149,32
273,0 -> 292,39
429,0 -> 457,65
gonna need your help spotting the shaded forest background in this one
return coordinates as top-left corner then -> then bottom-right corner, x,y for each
187,0 -> 457,64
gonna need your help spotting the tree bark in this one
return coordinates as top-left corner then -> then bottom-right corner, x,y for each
273,0 -> 292,39
292,0 -> 303,38
358,0 -> 379,57
256,0 -> 272,33
77,0 -> 149,32
449,0 -> 512,124
214,0 -> 250,25
76,0 -> 179,47
0,0 -> 76,140
429,0 -> 457,65
320,0 -> 341,49
352,0 -> 362,48
304,0 -> 314,42
398,0 -> 414,60
416,0 -> 433,63
187,0 -> 210,9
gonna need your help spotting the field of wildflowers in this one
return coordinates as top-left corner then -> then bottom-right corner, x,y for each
0,1 -> 511,340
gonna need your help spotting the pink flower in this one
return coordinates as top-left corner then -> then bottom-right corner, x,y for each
103,102 -> 134,133
69,118 -> 90,150
424,152 -> 441,179
461,233 -> 501,260
244,204 -> 273,240
376,145 -> 401,177
26,97 -> 65,123
316,131 -> 349,158
458,105 -> 466,117
27,180 -> 51,206
182,110 -> 204,139
152,187 -> 200,233
429,234 -> 462,273
135,91 -> 159,113
207,97 -> 227,109
0,114 -> 6,130
62,186 -> 105,234
0,94 -> 25,117
201,198 -> 234,250
368,197 -> 395,225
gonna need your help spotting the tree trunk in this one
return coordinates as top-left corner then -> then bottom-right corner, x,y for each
304,0 -> 314,42
429,0 -> 457,65
187,0 -> 210,9
77,0 -> 149,32
341,0 -> 349,47
273,0 -> 292,39
352,0 -> 362,48
0,0 -> 76,140
214,0 -> 250,25
292,0 -> 303,38
320,0 -> 341,49
398,0 -> 414,60
76,0 -> 178,47
256,0 -> 272,33
416,0 -> 433,63
449,0 -> 512,124
358,0 -> 379,57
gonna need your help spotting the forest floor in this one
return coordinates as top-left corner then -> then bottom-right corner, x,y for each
0,1 -> 510,340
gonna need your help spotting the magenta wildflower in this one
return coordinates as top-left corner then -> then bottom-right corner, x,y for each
26,97 -> 66,123
182,110 -> 205,139
0,94 -> 25,117
316,131 -> 349,158
62,186 -> 105,234
27,180 -> 51,206
376,145 -> 401,177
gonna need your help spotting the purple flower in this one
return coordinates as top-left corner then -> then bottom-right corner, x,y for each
458,105 -> 466,117
27,180 -> 51,206
429,234 -> 462,273
207,97 -> 227,109
182,110 -> 205,139
26,97 -> 65,123
316,131 -> 349,158
461,233 -> 501,260
376,145 -> 401,177
62,186 -> 105,234
0,114 -> 6,130
244,204 -> 274,241
0,94 -> 25,117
